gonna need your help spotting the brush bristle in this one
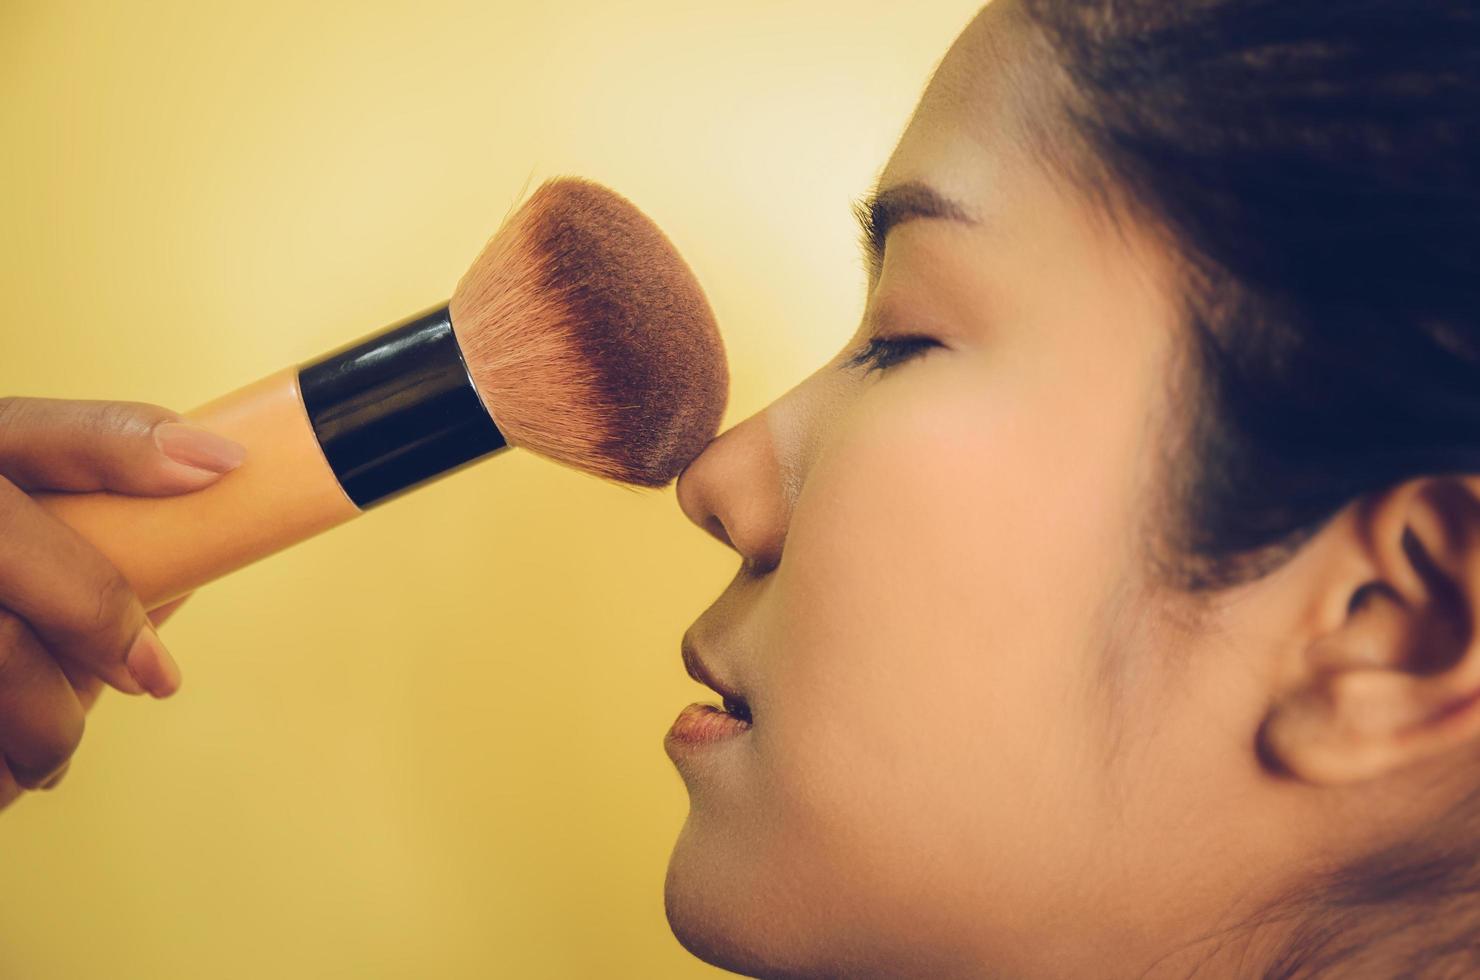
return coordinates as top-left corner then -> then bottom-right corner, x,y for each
449,177 -> 729,487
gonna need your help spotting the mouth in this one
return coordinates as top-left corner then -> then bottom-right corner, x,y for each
720,694 -> 752,725
681,632 -> 752,723
667,633 -> 753,751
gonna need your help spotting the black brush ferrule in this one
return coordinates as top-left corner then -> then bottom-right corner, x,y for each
298,304 -> 508,509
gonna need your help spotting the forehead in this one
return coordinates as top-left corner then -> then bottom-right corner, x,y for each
879,1 -> 1053,201
926,2 -> 1024,114
867,0 -> 1185,404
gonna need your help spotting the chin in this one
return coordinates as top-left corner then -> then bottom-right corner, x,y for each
663,819 -> 827,980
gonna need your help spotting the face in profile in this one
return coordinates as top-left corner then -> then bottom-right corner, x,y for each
664,2 -> 1200,975
659,0 -> 1468,976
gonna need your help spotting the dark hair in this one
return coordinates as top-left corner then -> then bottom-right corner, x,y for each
1020,0 -> 1480,594
1017,0 -> 1480,975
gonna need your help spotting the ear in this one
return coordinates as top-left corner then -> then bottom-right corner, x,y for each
1261,477 -> 1480,785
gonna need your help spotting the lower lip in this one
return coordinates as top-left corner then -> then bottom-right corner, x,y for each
665,702 -> 751,750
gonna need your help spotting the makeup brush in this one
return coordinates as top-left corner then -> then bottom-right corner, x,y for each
36,177 -> 729,609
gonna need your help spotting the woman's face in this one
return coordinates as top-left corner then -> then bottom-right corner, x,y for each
665,2 -> 1314,976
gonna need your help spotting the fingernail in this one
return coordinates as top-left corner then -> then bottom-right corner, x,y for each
111,662 -> 147,696
40,760 -> 70,790
6,754 -> 67,790
153,421 -> 246,474
126,624 -> 182,699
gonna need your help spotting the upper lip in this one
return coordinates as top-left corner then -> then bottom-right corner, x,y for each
681,629 -> 748,708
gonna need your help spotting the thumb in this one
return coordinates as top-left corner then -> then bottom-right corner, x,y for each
0,397 -> 245,495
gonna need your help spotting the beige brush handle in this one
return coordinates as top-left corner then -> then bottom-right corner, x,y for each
34,367 -> 361,610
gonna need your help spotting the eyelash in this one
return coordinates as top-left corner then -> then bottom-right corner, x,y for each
845,335 -> 942,375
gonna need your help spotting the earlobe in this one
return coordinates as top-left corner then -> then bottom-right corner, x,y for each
1259,478 -> 1480,786
1260,657 -> 1480,785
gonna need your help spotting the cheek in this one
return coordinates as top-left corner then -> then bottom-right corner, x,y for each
756,365 -> 1136,911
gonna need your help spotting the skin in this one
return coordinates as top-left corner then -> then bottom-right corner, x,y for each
666,2 -> 1480,976
0,397 -> 230,809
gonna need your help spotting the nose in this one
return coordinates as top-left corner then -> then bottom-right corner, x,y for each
676,409 -> 790,573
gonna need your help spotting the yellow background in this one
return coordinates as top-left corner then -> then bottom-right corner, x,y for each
0,2 -> 979,976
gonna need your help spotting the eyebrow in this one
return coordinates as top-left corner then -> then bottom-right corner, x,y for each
851,181 -> 979,280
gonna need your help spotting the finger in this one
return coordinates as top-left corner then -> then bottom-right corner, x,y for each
41,760 -> 70,790
56,656 -> 106,712
54,591 -> 190,710
0,397 -> 244,495
149,593 -> 193,628
0,761 -> 21,812
0,610 -> 86,789
0,476 -> 180,698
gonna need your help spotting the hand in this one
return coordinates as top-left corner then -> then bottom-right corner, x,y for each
0,397 -> 245,811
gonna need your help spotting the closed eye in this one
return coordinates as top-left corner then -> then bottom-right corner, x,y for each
845,335 -> 942,375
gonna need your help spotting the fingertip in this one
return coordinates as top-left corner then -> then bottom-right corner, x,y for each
152,421 -> 246,476
0,771 -> 21,811
7,755 -> 68,791
109,666 -> 148,697
154,458 -> 236,494
124,623 -> 182,699
105,627 -> 150,697
40,760 -> 70,790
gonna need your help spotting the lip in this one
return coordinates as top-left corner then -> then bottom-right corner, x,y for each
680,631 -> 747,707
668,631 -> 753,760
665,702 -> 752,755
